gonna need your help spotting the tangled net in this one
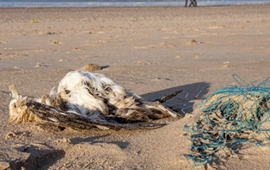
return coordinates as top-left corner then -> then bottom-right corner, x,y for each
184,75 -> 270,167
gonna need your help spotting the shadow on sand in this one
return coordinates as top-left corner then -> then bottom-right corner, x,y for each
141,82 -> 210,116
67,82 -> 210,152
11,144 -> 65,170
70,135 -> 129,149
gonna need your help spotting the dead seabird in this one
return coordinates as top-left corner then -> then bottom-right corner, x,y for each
9,70 -> 182,130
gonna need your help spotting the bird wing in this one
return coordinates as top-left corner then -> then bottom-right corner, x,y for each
26,100 -> 165,130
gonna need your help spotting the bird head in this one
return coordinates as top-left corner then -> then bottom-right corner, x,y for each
8,84 -> 36,123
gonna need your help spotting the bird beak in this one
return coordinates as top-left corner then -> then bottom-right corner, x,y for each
9,84 -> 19,100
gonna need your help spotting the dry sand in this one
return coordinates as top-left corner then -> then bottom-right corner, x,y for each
0,5 -> 270,170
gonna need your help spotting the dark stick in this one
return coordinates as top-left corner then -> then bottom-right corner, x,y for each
155,90 -> 183,103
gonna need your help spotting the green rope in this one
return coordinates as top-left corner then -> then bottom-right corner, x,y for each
184,75 -> 270,167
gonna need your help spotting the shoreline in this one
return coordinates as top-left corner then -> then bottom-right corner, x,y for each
0,4 -> 269,11
0,2 -> 270,8
0,2 -> 270,9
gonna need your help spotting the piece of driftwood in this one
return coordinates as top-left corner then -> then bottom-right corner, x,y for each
9,70 -> 182,130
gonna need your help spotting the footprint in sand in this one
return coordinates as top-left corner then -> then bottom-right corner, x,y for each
46,31 -> 56,35
50,40 -> 62,44
188,39 -> 203,45
72,47 -> 83,51
0,142 -> 62,169
49,142 -> 126,169
152,77 -> 171,81
2,52 -> 28,59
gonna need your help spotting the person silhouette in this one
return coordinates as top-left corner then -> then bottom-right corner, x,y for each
185,0 -> 198,7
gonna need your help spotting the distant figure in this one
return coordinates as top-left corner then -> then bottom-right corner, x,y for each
185,0 -> 198,7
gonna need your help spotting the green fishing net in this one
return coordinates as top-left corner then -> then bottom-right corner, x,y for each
184,75 -> 270,167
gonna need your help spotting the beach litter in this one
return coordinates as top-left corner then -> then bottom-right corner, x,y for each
184,74 -> 270,167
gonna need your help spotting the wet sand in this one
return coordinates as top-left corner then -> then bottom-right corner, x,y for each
0,5 -> 270,169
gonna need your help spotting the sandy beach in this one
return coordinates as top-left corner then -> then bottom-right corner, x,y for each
0,5 -> 270,169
